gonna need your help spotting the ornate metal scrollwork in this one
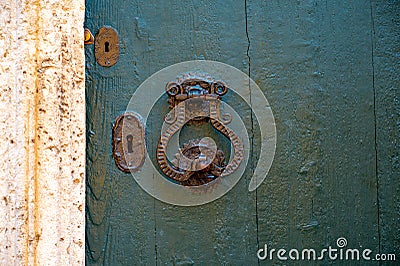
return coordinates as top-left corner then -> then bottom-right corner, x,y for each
157,74 -> 244,186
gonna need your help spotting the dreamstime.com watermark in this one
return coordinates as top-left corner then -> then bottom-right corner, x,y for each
257,237 -> 397,262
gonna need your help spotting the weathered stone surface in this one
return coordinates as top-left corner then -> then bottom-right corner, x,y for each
0,0 -> 85,265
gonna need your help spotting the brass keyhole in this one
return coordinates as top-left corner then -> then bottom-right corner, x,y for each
104,42 -> 110,52
95,26 -> 119,67
126,135 -> 134,153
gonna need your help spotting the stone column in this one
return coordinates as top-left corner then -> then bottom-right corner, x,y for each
0,0 -> 85,265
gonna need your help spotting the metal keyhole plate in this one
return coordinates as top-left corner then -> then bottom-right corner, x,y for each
112,112 -> 146,172
94,26 -> 119,67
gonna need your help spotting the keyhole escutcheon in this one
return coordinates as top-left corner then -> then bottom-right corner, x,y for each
94,26 -> 119,67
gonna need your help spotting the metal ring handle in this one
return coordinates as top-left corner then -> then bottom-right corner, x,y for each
156,106 -> 244,182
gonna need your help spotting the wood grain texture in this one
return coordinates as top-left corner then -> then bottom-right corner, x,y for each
372,0 -> 400,258
85,0 -> 256,265
85,0 -> 156,264
133,1 -> 258,264
248,0 -> 380,264
86,0 -> 399,265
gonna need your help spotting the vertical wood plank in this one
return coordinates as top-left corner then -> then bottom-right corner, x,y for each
248,0 -> 379,263
85,0 -> 400,264
86,0 -> 258,265
85,0 -> 156,264
133,1 -> 258,264
372,0 -> 400,257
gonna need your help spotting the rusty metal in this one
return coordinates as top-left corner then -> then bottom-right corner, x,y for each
165,73 -> 228,110
172,139 -> 226,186
157,74 -> 244,184
94,26 -> 119,67
84,28 -> 94,45
112,112 -> 145,172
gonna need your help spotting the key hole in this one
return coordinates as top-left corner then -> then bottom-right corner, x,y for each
104,42 -> 110,52
126,135 -> 133,153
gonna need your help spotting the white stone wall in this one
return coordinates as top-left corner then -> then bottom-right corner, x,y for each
0,0 -> 85,265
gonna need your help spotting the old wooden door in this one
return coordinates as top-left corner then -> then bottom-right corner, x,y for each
85,0 -> 399,265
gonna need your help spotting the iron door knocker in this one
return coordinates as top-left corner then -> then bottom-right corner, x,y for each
156,74 -> 244,185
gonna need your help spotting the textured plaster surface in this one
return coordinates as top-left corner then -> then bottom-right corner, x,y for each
0,0 -> 85,265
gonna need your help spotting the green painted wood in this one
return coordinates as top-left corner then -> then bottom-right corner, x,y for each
136,2 -> 258,265
85,1 -> 157,264
373,0 -> 400,258
85,0 -> 399,265
249,2 -> 379,265
85,0 -> 257,265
